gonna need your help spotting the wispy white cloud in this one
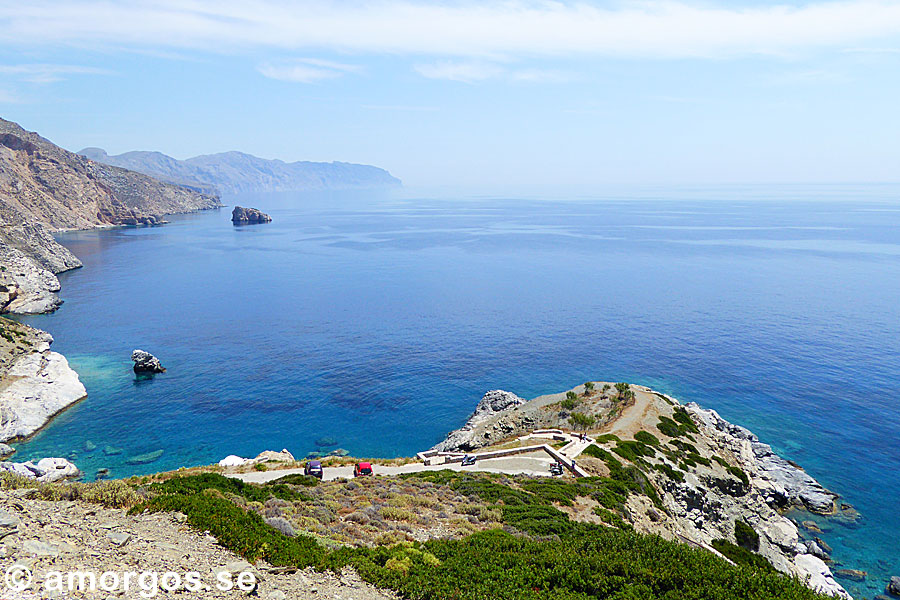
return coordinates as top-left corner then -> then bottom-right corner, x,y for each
257,58 -> 361,83
3,1 -> 900,60
0,63 -> 111,83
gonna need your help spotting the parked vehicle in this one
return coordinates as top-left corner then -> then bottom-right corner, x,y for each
354,462 -> 373,477
550,461 -> 564,476
461,455 -> 477,466
304,460 -> 323,479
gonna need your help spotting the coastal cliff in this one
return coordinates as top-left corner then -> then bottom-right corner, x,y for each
0,116 -> 221,314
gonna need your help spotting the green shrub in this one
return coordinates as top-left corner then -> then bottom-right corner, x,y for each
568,412 -> 596,430
633,431 -> 660,446
560,397 -> 578,410
727,465 -> 750,487
712,539 -> 773,571
566,391 -> 578,401
735,519 -> 760,552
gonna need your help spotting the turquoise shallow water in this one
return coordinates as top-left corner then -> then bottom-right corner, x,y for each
10,186 -> 900,598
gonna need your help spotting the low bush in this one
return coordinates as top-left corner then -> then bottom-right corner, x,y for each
633,431 -> 660,446
735,519 -> 760,551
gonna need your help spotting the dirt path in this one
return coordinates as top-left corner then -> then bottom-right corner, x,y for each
598,388 -> 664,440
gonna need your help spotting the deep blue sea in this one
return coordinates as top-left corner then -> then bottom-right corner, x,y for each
11,186 -> 900,598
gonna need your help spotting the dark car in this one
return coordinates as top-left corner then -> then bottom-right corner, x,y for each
304,460 -> 323,479
461,455 -> 477,466
354,462 -> 373,477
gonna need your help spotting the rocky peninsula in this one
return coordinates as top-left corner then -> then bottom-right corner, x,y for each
428,383 -> 859,598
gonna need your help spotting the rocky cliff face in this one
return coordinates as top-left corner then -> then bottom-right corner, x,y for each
0,117 -> 221,314
0,318 -> 86,443
79,147 -> 401,195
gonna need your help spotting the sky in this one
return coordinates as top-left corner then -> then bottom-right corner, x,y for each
2,0 -> 900,187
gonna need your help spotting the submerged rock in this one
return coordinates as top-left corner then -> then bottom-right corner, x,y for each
834,569 -> 867,582
231,206 -> 272,224
131,349 -> 166,374
103,445 -> 123,455
125,449 -> 164,465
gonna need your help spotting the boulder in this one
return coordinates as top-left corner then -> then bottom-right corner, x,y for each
218,455 -> 250,467
888,576 -> 900,596
253,449 -> 295,463
0,457 -> 80,482
34,457 -> 80,482
131,349 -> 165,373
231,206 -> 272,224
0,443 -> 14,458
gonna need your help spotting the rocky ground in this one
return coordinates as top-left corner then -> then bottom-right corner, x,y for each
0,489 -> 396,600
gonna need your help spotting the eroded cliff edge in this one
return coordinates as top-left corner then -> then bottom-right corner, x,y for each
0,116 -> 221,314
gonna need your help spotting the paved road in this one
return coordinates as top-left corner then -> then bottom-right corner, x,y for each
231,452 -> 559,484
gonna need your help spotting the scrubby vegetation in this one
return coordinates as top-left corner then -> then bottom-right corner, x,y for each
568,412 -> 596,430
120,471 -> 829,599
14,462 -> 829,600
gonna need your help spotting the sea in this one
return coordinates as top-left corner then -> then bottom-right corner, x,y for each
10,185 -> 900,598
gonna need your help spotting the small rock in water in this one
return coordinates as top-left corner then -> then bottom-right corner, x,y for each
305,451 -> 322,459
835,569 -> 867,582
814,536 -> 833,554
801,520 -> 823,534
96,468 -> 110,479
131,349 -> 166,374
103,445 -> 123,455
126,449 -> 164,465
231,206 -> 272,224
314,436 -> 338,448
328,448 -> 349,457
84,440 -> 97,452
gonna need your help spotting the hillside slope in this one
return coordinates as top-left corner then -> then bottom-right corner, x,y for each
0,117 -> 221,314
79,147 -> 401,195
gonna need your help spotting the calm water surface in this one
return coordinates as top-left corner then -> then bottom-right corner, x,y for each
13,187 -> 900,598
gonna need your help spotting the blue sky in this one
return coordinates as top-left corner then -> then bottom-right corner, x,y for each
2,0 -> 900,187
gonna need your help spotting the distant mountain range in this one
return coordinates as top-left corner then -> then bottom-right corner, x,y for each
78,148 -> 401,195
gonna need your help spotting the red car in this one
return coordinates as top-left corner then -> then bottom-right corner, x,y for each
354,462 -> 373,477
